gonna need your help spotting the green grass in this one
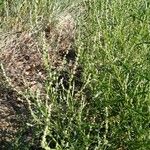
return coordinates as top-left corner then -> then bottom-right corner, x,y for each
0,0 -> 150,150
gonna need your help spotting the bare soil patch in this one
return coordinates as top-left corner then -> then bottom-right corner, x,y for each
0,13 -> 83,148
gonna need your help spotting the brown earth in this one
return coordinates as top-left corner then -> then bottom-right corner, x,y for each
0,14 -> 83,149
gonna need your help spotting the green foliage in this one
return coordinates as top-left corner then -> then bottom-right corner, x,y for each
1,0 -> 150,150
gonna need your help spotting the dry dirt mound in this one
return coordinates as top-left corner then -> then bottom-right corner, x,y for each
0,13 -> 83,148
0,13 -> 78,92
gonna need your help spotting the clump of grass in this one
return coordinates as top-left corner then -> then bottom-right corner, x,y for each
0,0 -> 150,150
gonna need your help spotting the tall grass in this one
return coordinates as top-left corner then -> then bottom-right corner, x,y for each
0,0 -> 150,149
